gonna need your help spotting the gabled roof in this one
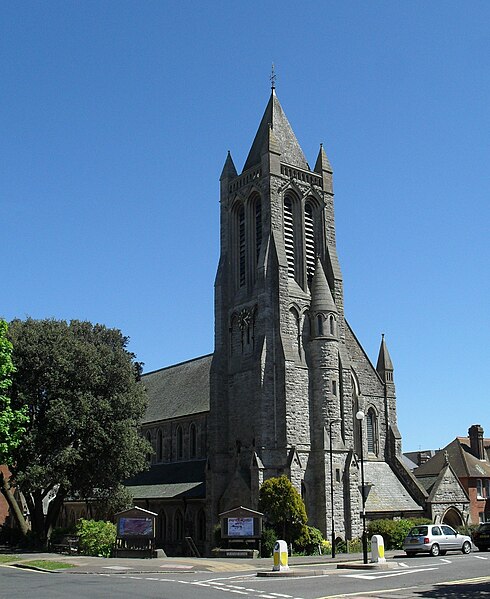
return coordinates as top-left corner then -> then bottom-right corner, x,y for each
364,462 -> 422,513
414,437 -> 490,479
141,354 -> 212,424
125,460 -> 206,500
243,90 -> 309,172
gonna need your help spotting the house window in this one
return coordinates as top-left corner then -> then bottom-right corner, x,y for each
485,479 -> 490,498
477,479 -> 484,498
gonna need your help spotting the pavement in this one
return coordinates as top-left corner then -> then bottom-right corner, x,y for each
0,548 -> 401,575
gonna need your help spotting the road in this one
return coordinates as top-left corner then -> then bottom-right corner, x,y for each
1,552 -> 489,598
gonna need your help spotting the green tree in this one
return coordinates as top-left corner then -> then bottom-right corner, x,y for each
0,319 -> 29,536
258,475 -> 308,544
5,318 -> 151,546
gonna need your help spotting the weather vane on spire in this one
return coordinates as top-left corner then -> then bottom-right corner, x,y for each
270,63 -> 276,90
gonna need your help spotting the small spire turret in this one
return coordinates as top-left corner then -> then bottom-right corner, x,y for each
220,150 -> 238,181
376,334 -> 394,383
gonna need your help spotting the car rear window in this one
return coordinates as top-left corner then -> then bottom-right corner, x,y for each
409,526 -> 428,536
480,523 -> 490,532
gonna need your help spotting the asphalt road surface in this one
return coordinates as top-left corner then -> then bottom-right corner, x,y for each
1,553 -> 489,598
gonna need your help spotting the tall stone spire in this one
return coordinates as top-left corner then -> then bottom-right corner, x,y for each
243,89 -> 309,171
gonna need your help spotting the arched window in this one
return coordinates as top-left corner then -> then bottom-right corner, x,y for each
146,431 -> 153,462
158,509 -> 167,541
197,509 -> 206,542
176,426 -> 183,459
238,204 -> 246,287
317,314 -> 324,336
174,510 -> 184,541
304,201 -> 315,280
284,197 -> 296,280
157,429 -> 163,462
289,307 -> 301,358
329,314 -> 335,336
189,423 -> 197,458
367,408 -> 377,454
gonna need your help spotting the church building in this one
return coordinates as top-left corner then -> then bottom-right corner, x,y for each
125,87 -> 428,556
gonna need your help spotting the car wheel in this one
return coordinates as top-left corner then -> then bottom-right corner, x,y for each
430,543 -> 440,557
405,552 -> 416,557
462,541 -> 471,554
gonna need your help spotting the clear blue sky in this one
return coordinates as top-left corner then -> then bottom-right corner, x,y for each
2,1 -> 489,452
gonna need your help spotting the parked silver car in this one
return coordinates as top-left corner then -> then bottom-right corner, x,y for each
403,524 -> 472,557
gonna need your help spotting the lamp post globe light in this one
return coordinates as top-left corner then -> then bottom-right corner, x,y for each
355,409 -> 369,565
328,418 -> 342,558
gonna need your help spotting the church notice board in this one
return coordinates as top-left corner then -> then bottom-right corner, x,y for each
219,506 -> 263,540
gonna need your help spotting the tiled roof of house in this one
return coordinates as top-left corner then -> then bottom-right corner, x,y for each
414,437 -> 490,479
141,354 -> 212,424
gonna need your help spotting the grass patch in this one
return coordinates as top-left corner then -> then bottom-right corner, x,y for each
0,555 -> 23,563
23,560 -> 76,570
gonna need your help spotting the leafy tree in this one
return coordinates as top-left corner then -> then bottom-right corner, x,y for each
258,475 -> 308,544
5,318 -> 151,546
0,319 -> 29,535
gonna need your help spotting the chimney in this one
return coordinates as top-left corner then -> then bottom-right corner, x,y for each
468,424 -> 484,459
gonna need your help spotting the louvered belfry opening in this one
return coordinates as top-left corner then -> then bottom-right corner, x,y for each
238,205 -> 246,287
255,198 -> 262,264
284,197 -> 295,279
305,202 -> 315,280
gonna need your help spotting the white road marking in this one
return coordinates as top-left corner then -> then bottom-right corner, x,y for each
474,555 -> 488,560
439,558 -> 451,563
341,566 -> 439,580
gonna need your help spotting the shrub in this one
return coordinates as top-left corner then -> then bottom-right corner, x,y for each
367,518 -> 431,550
76,519 -> 116,557
261,527 -> 277,557
294,526 -> 325,555
259,476 -> 307,545
347,537 -> 364,553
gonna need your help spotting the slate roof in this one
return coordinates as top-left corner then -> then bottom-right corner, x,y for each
125,460 -> 206,500
414,437 -> 490,479
364,462 -> 422,513
141,354 -> 212,424
243,90 -> 309,172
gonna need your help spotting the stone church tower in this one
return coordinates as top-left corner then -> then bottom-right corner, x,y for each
207,87 -> 421,542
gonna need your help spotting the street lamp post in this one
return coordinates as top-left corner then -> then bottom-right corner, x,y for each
355,410 -> 368,565
328,418 -> 341,558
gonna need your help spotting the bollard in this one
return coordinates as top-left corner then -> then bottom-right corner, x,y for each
272,539 -> 290,571
370,534 -> 386,563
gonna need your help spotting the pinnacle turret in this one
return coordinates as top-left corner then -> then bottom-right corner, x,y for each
220,151 -> 238,181
314,143 -> 332,174
310,258 -> 337,315
376,334 -> 394,383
